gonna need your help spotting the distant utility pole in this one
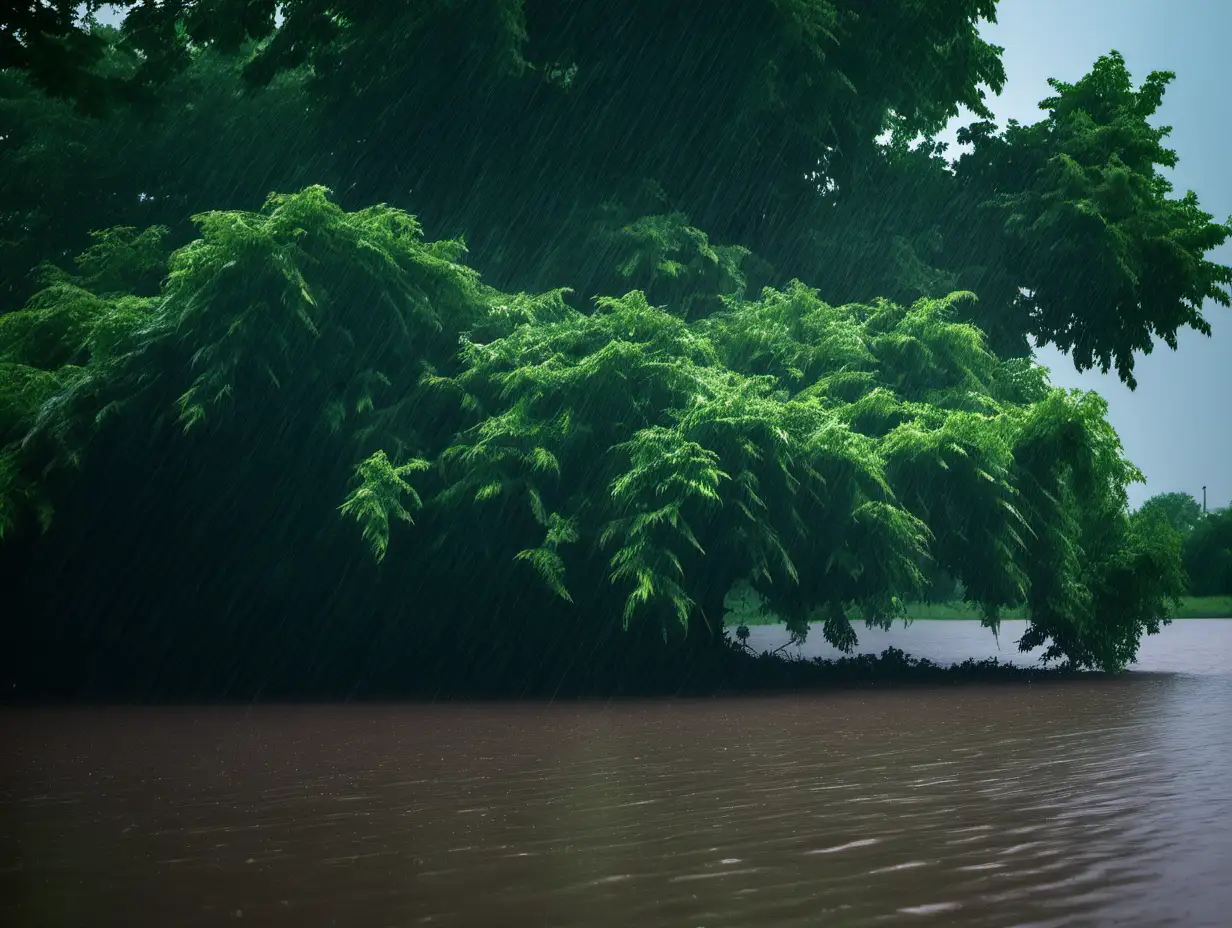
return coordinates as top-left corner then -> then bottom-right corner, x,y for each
1203,486 -> 1207,514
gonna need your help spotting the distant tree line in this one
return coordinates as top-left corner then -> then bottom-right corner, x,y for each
1135,492 -> 1232,596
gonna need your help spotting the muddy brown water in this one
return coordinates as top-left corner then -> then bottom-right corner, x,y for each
2,620 -> 1231,927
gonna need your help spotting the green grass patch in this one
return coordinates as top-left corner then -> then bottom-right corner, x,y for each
736,595 -> 1232,626
1170,595 -> 1232,618
905,596 -> 1232,620
903,601 -> 1027,621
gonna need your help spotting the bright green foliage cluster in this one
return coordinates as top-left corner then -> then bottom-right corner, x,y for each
0,186 -> 482,528
339,451 -> 431,563
0,225 -> 171,536
0,188 -> 1185,670
1137,491 -> 1205,537
806,53 -> 1232,383
160,187 -> 488,434
957,52 -> 1232,385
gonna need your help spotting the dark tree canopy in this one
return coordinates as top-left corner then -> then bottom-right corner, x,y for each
3,3 -> 1227,379
0,1 -> 1217,696
1181,508 -> 1232,598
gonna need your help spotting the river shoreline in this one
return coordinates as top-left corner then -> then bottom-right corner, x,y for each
739,595 -> 1232,624
0,644 -> 1096,707
5,627 -> 1230,928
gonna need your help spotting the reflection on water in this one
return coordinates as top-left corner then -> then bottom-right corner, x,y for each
2,621 -> 1231,927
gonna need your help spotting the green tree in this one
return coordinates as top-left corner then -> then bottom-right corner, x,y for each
1183,508 -> 1232,597
806,53 -> 1232,384
0,30 -> 322,305
0,189 -> 1186,692
5,5 -> 1226,383
1137,491 -> 1203,537
0,3 -> 1215,694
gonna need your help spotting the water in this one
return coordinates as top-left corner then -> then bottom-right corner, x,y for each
2,621 -> 1230,927
744,616 -> 1231,674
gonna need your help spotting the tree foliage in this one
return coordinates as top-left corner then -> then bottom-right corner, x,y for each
1137,491 -> 1203,538
808,53 -> 1232,383
0,2 -> 1217,694
0,189 -> 1186,685
1182,508 -> 1232,597
955,53 -> 1231,385
4,4 -> 1226,385
1135,493 -> 1232,597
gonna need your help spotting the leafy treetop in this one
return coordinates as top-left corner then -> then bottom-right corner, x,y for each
0,188 -> 1185,672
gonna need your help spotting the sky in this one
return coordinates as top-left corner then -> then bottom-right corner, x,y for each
947,0 -> 1232,510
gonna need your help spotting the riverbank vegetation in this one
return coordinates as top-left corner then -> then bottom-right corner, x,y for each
1134,493 -> 1232,598
733,596 -> 1232,625
1,2 -> 1228,698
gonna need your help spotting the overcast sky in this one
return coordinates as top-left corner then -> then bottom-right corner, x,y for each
958,0 -> 1231,510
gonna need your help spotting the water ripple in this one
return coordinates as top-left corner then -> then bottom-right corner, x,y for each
1,621 -> 1230,927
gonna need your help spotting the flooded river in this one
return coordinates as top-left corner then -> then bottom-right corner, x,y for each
3,620 -> 1231,927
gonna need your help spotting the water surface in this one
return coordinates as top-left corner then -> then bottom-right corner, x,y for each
3,620 -> 1230,927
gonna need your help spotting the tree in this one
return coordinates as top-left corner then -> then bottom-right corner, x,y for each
1137,491 -> 1203,537
0,3 -> 1212,695
1183,508 -> 1232,597
1134,494 -> 1232,597
0,188 -> 1185,698
806,53 -> 1232,384
953,53 -> 1231,386
4,5 -> 1226,382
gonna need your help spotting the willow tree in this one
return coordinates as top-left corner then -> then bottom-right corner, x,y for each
0,188 -> 1185,698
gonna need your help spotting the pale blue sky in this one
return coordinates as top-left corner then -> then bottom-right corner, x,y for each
950,0 -> 1231,510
